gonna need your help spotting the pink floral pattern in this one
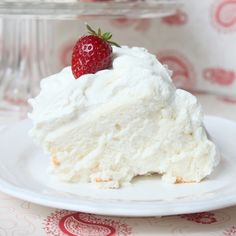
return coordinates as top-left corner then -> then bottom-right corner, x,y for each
43,210 -> 132,236
203,68 -> 235,85
212,0 -> 236,31
157,51 -> 195,89
180,212 -> 217,224
162,9 -> 188,25
224,226 -> 236,235
218,96 -> 236,104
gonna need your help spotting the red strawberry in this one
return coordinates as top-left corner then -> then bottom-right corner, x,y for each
71,25 -> 119,79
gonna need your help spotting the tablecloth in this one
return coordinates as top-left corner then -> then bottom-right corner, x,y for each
0,94 -> 235,236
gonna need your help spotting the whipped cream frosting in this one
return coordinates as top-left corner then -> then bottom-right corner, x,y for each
28,46 -> 219,188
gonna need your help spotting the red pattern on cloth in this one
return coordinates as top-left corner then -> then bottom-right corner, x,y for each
157,51 -> 195,90
180,212 -> 217,224
203,68 -> 235,85
212,0 -> 236,31
162,9 -> 188,25
224,226 -> 236,235
43,210 -> 132,236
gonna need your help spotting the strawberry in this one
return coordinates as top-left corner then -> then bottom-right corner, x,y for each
71,24 -> 119,79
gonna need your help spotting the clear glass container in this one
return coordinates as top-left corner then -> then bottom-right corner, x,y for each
0,0 -> 180,118
0,1 -> 179,19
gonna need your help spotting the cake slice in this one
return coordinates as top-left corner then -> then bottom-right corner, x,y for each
28,26 -> 219,188
29,46 -> 219,188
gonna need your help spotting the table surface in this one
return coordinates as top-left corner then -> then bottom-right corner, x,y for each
0,93 -> 236,236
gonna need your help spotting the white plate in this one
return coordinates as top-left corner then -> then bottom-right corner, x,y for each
0,116 -> 235,217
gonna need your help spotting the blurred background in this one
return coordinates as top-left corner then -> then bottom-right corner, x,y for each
0,0 -> 236,120
54,0 -> 236,95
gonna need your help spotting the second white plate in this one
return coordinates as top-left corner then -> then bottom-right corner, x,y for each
0,116 -> 235,217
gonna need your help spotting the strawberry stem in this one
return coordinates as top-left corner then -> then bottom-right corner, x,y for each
107,41 -> 120,47
98,28 -> 101,37
86,24 -> 96,35
86,24 -> 120,47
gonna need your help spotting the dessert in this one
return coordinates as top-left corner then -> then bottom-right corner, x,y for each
28,26 -> 219,188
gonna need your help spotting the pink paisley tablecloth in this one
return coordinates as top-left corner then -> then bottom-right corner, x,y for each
0,94 -> 236,236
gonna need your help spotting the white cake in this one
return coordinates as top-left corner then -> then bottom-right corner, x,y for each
28,46 -> 219,188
